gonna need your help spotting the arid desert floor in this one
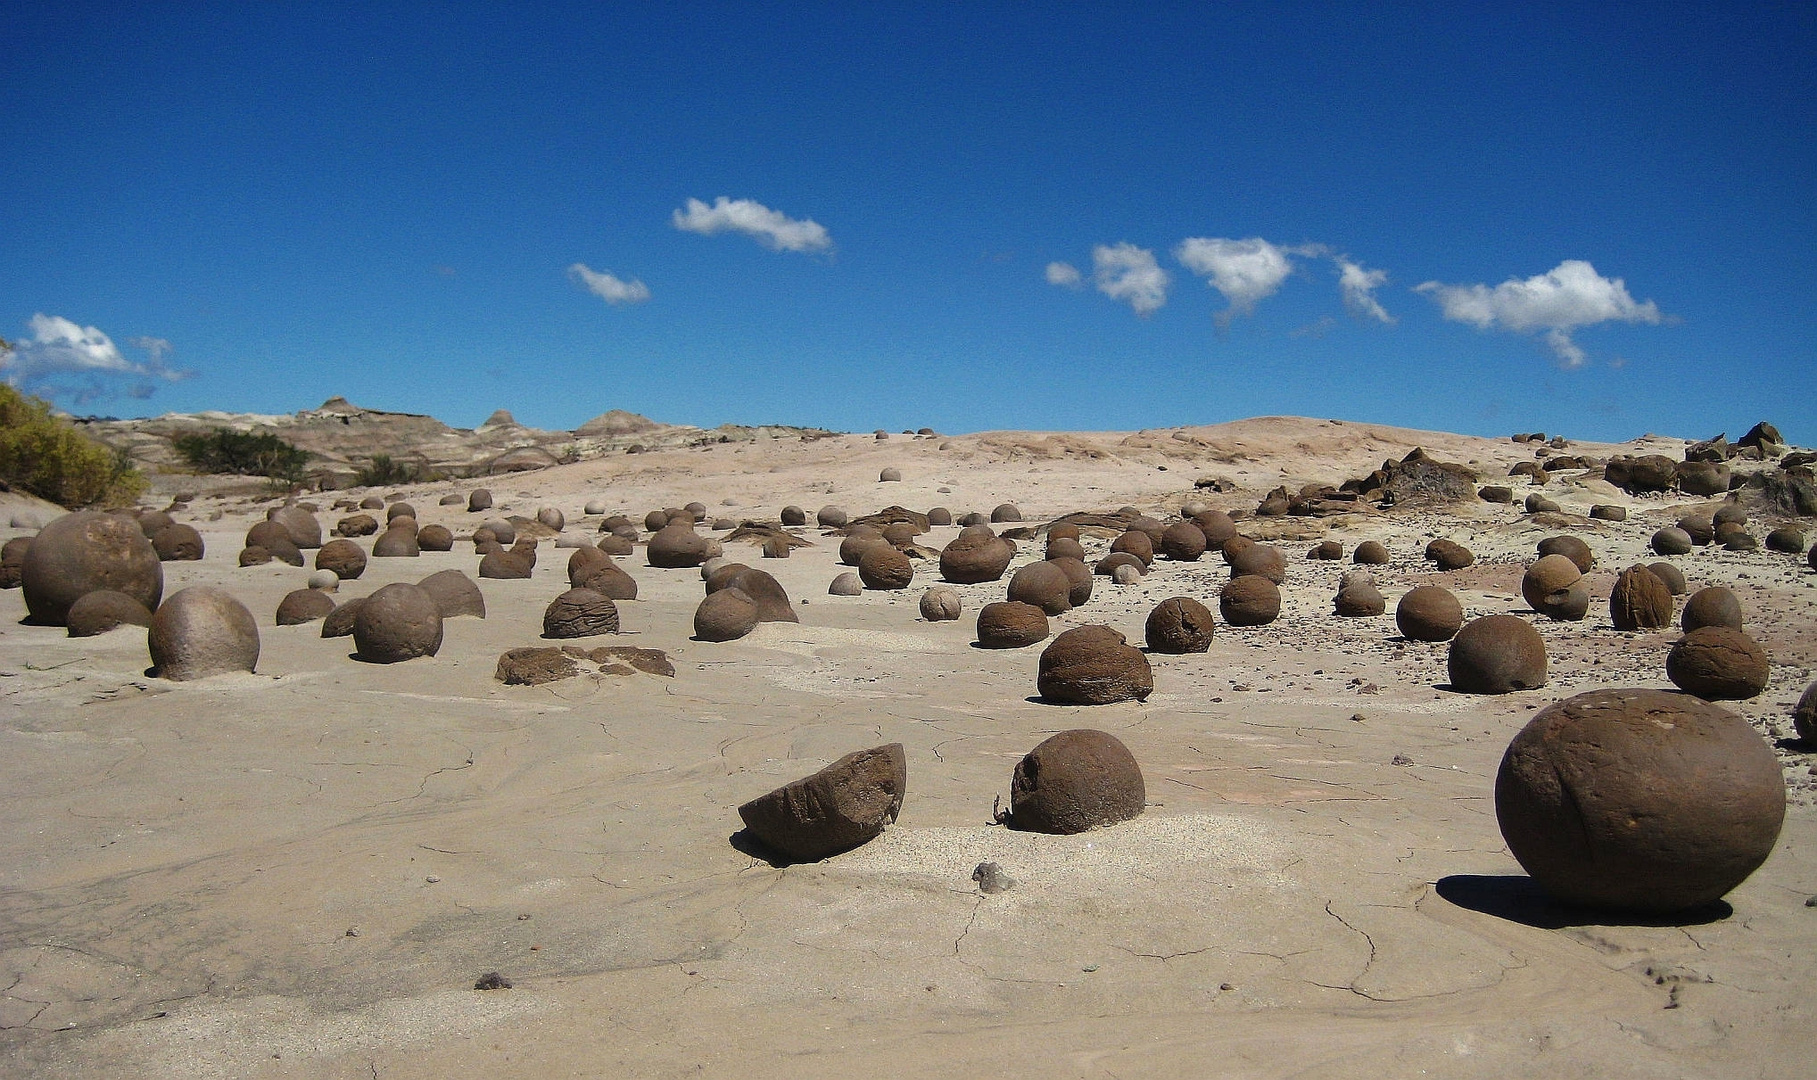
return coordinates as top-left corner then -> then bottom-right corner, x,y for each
2,416 -> 1812,1079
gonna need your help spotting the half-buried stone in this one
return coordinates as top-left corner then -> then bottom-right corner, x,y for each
353,582 -> 443,663
1648,562 -> 1689,595
1667,627 -> 1769,700
975,601 -> 1049,649
1007,560 -> 1073,615
316,539 -> 368,580
1353,540 -> 1390,565
1537,535 -> 1594,572
1651,527 -> 1694,556
275,588 -> 335,626
1682,586 -> 1743,632
543,588 -> 619,638
1334,580 -> 1386,617
1448,614 -> 1547,694
1219,575 -> 1281,627
838,527 -> 884,566
727,567 -> 797,623
148,586 -> 260,679
67,590 -> 154,637
1395,585 -> 1464,642
1094,551 -> 1146,578
21,510 -> 163,626
858,543 -> 914,590
828,572 -> 862,596
1424,538 -> 1474,570
417,524 -> 454,551
418,569 -> 487,619
1,536 -> 30,589
1145,597 -> 1214,654
1608,564 -> 1674,630
1765,526 -> 1805,554
1001,729 -> 1144,835
737,744 -> 907,862
647,523 -> 710,568
1037,625 -> 1153,705
1495,687 -> 1784,913
151,523 -> 204,561
919,585 -> 962,621
1521,555 -> 1588,622
694,588 -> 759,642
268,505 -> 322,549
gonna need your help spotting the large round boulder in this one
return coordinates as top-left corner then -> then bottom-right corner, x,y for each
1666,627 -> 1769,700
66,589 -> 154,637
1395,585 -> 1464,642
467,489 -> 493,512
1334,581 -> 1387,618
1036,625 -> 1153,705
726,567 -> 797,623
1424,538 -> 1474,570
1003,729 -> 1144,835
1521,555 -> 1588,622
1145,597 -> 1215,654
646,523 -> 709,568
839,527 -> 885,566
816,505 -> 849,528
940,525 -> 1014,584
858,543 -> 914,590
1682,586 -> 1744,632
1192,510 -> 1238,550
1226,542 -> 1286,584
1007,561 -> 1073,615
316,538 -> 368,580
417,569 -> 487,619
352,582 -> 444,663
737,744 -> 906,862
694,587 -> 759,642
1608,564 -> 1674,630
148,586 -> 259,679
268,505 -> 322,549
1353,540 -> 1391,566
417,524 -> 454,551
21,511 -> 163,626
1647,562 -> 1688,595
991,503 -> 1022,523
1495,688 -> 1784,913
975,600 -> 1049,649
1050,556 -> 1093,607
1219,574 -> 1281,627
828,572 -> 862,596
543,588 -> 620,638
1448,614 -> 1547,694
1651,527 -> 1694,556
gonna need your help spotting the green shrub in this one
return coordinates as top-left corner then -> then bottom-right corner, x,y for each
0,384 -> 147,507
173,427 -> 311,484
354,454 -> 423,488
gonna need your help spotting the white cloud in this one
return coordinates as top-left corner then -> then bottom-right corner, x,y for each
1334,257 -> 1395,324
3,315 -> 192,402
1092,243 -> 1169,316
671,196 -> 832,253
1045,261 -> 1083,289
569,263 -> 652,305
1174,237 -> 1298,327
1415,259 -> 1664,368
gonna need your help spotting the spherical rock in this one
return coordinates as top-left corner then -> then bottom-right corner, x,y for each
307,569 -> 339,591
1667,627 -> 1769,700
144,522 -> 202,562
647,523 -> 710,568
1227,542 -> 1286,584
737,744 -> 906,862
975,600 -> 1049,649
568,545 -> 611,586
1220,575 -> 1281,627
926,507 -> 953,526
478,548 -> 533,579
878,467 -> 902,482
1650,527 -> 1694,556
940,525 -> 1014,584
1682,586 -> 1744,632
816,505 -> 849,528
418,568 -> 487,619
1524,494 -> 1561,514
267,506 -> 322,549
1037,625 -> 1153,705
1425,538 -> 1474,570
0,536 -> 30,589
1308,540 -> 1342,561
21,511 -> 164,626
1678,512 -> 1716,545
1111,563 -> 1141,585
416,524 -> 453,551
919,585 -> 962,622
320,597 -> 364,637
1765,526 -> 1805,554
858,542 -> 914,590
1145,597 -> 1214,654
838,527 -> 884,566
725,567 -> 797,623
957,512 -> 989,527
1448,614 -> 1547,694
1110,529 -> 1154,567
316,539 -> 368,580
1005,729 -> 1144,834
238,546 -> 273,567
1521,555 -> 1585,621
1495,688 -> 1784,913
1334,582 -> 1386,617
1050,556 -> 1093,607
828,572 -> 862,596
1396,585 -> 1464,641
643,509 -> 670,533
1192,510 -> 1238,550
1007,561 -> 1073,615
372,527 -> 421,558
1046,535 -> 1085,562
1154,521 -> 1205,562
881,521 -> 919,548
352,582 -> 443,663
1609,564 -> 1674,630
467,489 -> 492,512
575,561 -> 638,601
991,503 -> 1022,523
275,588 -> 336,626
481,518 -> 517,546
1537,535 -> 1594,573
359,496 -> 385,510
1095,551 -> 1146,578
336,513 -> 379,537
1353,540 -> 1390,565
1647,562 -> 1688,595
67,589 -> 154,637
779,505 -> 807,526
1794,682 -> 1817,743
148,586 -> 259,679
694,587 -> 759,642
543,588 -> 619,638
537,507 -> 566,532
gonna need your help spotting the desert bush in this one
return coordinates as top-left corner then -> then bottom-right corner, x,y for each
355,454 -> 423,487
0,384 -> 147,507
173,427 -> 311,484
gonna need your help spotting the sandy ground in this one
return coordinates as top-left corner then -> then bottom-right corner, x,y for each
1,417 -> 1813,1079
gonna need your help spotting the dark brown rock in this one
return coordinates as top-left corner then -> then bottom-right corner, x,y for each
647,523 -> 710,568
858,543 -> 914,590
1764,526 -> 1805,554
478,549 -> 533,579
150,523 -> 204,561
337,513 -> 380,537
694,588 -> 759,641
1609,565 -> 1674,630
352,582 -> 443,662
543,588 -> 619,637
1589,504 -> 1627,522
418,568 -> 487,619
66,589 -> 154,637
940,525 -> 1014,584
1308,540 -> 1342,560
1159,521 -> 1207,561
1647,562 -> 1688,595
1094,551 -> 1147,578
1037,625 -> 1153,705
148,586 -> 259,679
1145,597 -> 1214,654
991,503 -> 1022,523
1005,729 -> 1144,835
0,536 -> 29,589
975,600 -> 1049,649
1045,536 -> 1086,562
275,588 -> 335,626
737,744 -> 907,862
1219,575 -> 1281,627
1794,682 -> 1817,743
1448,615 -> 1547,694
1479,485 -> 1514,504
1353,540 -> 1390,565
1651,527 -> 1694,556
21,511 -> 163,626
1667,627 -> 1769,700
320,597 -> 364,637
1334,582 -> 1386,617
1682,586 -> 1743,632
1007,560 -> 1073,615
496,646 -> 579,686
816,505 -> 849,528
1677,460 -> 1731,497
1396,585 -> 1464,642
268,506 -> 322,549
1521,555 -> 1586,621
1603,454 -> 1677,494
1537,535 -> 1594,573
1424,538 -> 1474,570
779,505 -> 807,526
1050,556 -> 1093,607
315,539 -> 368,580
727,567 -> 796,623
1226,542 -> 1286,583
1110,529 -> 1155,567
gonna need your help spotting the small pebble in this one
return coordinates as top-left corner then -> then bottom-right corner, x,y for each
972,861 -> 1016,894
474,971 -> 512,990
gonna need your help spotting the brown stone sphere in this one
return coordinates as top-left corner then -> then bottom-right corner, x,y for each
568,545 -> 611,585
238,546 -> 273,567
991,503 -> 1023,523
1,535 -> 30,588
643,509 -> 670,532
647,523 -> 710,568
926,507 -> 953,526
418,569 -> 487,619
543,588 -> 620,638
1425,538 -> 1474,570
597,532 -> 634,556
1051,556 -> 1093,607
136,510 -> 175,538
1227,542 -> 1287,584
760,534 -> 792,559
1353,540 -> 1390,565
839,527 -> 884,566
1495,688 -> 1785,913
1396,585 -> 1464,642
148,585 -> 260,679
384,502 -> 415,523
919,585 -> 962,622
1448,614 -> 1547,694
816,505 -> 849,527
1677,512 -> 1715,546
1145,596 -> 1215,654
726,567 -> 796,623
245,522 -> 305,565
1521,555 -> 1584,619
779,505 -> 807,526
1334,582 -> 1387,617
1110,529 -> 1155,567
1094,551 -> 1147,578
1006,729 -> 1145,834
150,523 -> 204,561
1650,527 -> 1694,556
737,744 -> 906,862
1537,535 -> 1594,572
359,496 -> 385,510
1046,536 -> 1086,562
1647,562 -> 1688,595
481,518 -> 517,545
881,521 -> 919,548
337,513 -> 379,537
1048,523 -> 1082,542
1722,529 -> 1758,552
693,587 -> 759,642
1478,485 -> 1514,504
1159,521 -> 1207,561
940,525 -> 1014,584
1681,586 -> 1744,632
467,489 -> 492,512
573,561 -> 636,601
1308,540 -> 1343,561
275,588 -> 336,626
478,549 -> 533,579
1219,574 -> 1281,627
372,527 -> 421,558
858,542 -> 914,590
1794,682 -> 1817,743
268,506 -> 322,549
316,539 -> 368,580
1666,627 -> 1770,700
416,524 -> 453,551
1765,526 -> 1805,554
352,582 -> 443,663
1192,510 -> 1238,550
1609,565 -> 1674,630
67,589 -> 154,637
1037,625 -> 1153,705
975,600 -> 1050,649
21,511 -> 164,626
320,597 -> 364,637
1008,560 -> 1074,615
828,572 -> 862,596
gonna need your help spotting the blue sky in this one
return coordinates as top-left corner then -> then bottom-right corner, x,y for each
2,2 -> 1812,443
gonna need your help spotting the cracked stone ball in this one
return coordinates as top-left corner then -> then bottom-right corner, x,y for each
1219,574 -> 1281,627
21,511 -> 163,626
1006,729 -> 1144,835
1448,614 -> 1547,694
1667,627 -> 1769,700
275,588 -> 336,626
1521,555 -> 1588,622
352,582 -> 443,663
543,587 -> 620,638
975,600 -> 1049,649
919,585 -> 962,622
1395,585 -> 1464,642
1496,687 -> 1784,913
1609,565 -> 1674,630
67,589 -> 154,637
1681,586 -> 1743,633
1037,625 -> 1153,705
738,743 -> 907,862
418,569 -> 487,620
148,586 -> 260,679
1145,596 -> 1215,654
